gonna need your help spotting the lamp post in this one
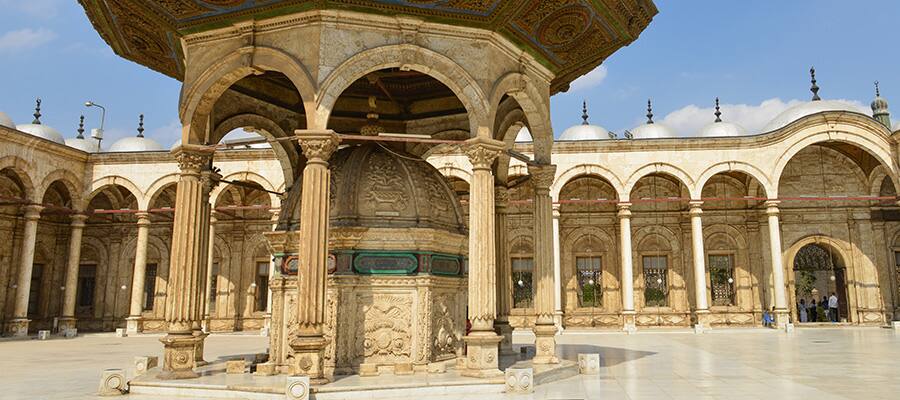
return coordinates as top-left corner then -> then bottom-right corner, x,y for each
84,101 -> 106,149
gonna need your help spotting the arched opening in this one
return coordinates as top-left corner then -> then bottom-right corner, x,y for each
557,174 -> 620,325
444,176 -> 469,224
792,242 -> 849,323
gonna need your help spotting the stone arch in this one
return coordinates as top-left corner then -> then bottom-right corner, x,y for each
784,235 -> 861,323
867,165 -> 891,197
87,176 -> 142,209
212,113 -> 298,188
37,169 -> 84,210
552,164 -> 625,201
143,174 -> 181,210
695,161 -> 773,200
315,44 -> 490,134
180,46 -> 317,144
772,128 -> 897,198
437,166 -> 471,185
0,155 -> 36,202
210,171 -> 279,210
560,225 -> 619,312
489,72 -> 552,163
624,162 -> 696,200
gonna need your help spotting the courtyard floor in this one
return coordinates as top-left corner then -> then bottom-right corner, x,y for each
0,327 -> 896,399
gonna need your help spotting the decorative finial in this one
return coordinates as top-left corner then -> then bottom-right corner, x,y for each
581,100 -> 589,125
32,98 -> 42,124
76,115 -> 85,139
646,99 -> 654,124
714,97 -> 722,122
136,114 -> 145,137
875,81 -> 881,97
810,67 -> 821,101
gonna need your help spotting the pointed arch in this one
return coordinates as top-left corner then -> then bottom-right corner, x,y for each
695,161 -> 773,200
552,164 -> 625,201
624,162 -> 696,200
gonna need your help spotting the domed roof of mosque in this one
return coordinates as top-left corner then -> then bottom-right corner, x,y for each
515,126 -> 532,143
629,99 -> 676,139
762,99 -> 865,132
108,115 -> 165,152
16,99 -> 64,144
698,98 -> 747,137
0,112 -> 14,128
558,101 -> 612,141
65,116 -> 101,152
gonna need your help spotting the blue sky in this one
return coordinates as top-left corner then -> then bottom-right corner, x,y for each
0,0 -> 897,147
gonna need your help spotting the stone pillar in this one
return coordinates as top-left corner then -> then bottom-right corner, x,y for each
265,209 -> 279,332
158,145 -> 216,380
8,204 -> 42,337
461,136 -> 504,378
689,201 -> 710,329
618,203 -> 636,332
528,163 -> 558,364
58,213 -> 88,334
765,201 -> 789,326
202,215 -> 216,332
493,185 -> 514,355
125,212 -> 151,334
193,170 -> 217,366
291,130 -> 340,383
552,204 -> 563,329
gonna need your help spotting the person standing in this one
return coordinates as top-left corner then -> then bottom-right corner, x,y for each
809,298 -> 818,322
798,299 -> 808,322
828,292 -> 839,323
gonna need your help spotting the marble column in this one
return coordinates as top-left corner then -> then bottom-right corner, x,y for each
58,213 -> 88,334
202,215 -> 216,333
461,136 -> 504,378
159,145 -> 216,380
552,204 -> 563,329
194,170 -> 217,366
291,130 -> 340,383
126,212 -> 151,334
765,200 -> 789,326
494,185 -> 514,355
8,204 -> 42,337
618,203 -> 636,332
689,201 -> 710,329
265,209 -> 279,333
528,163 -> 558,364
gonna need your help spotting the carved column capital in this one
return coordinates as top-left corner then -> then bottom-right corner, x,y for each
552,203 -> 561,219
200,168 -> 222,196
70,213 -> 89,227
296,130 -> 341,163
617,202 -> 632,218
463,137 -> 505,170
688,200 -> 703,215
172,145 -> 214,174
764,200 -> 780,215
494,185 -> 509,210
527,163 -> 557,192
135,211 -> 151,226
22,205 -> 43,220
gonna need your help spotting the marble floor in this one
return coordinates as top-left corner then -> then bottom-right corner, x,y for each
0,327 -> 897,399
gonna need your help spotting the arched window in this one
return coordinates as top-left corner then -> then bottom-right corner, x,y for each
509,236 -> 534,309
572,234 -> 604,308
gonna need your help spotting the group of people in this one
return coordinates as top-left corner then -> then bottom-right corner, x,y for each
762,293 -> 840,327
798,293 -> 840,323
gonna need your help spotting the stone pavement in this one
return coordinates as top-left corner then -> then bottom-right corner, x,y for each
0,327 -> 897,399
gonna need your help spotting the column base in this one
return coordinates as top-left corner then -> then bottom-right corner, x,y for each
289,335 -> 329,384
7,318 -> 29,337
693,309 -> 711,333
494,320 -> 516,356
461,331 -> 503,378
125,316 -> 142,334
158,334 -> 202,380
532,323 -> 559,364
774,309 -> 790,329
622,311 -> 637,334
58,317 -> 77,335
193,331 -> 209,366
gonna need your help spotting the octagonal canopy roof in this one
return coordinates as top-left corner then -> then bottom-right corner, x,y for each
79,0 -> 657,94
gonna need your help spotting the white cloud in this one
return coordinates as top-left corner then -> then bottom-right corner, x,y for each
149,119 -> 183,148
569,65 -> 608,91
0,28 -> 56,53
658,98 -> 871,136
0,0 -> 60,18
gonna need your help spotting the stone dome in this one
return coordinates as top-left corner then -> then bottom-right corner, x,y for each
17,123 -> 65,144
630,122 -> 676,139
559,123 -> 612,141
698,121 -> 746,137
327,143 -> 466,233
762,100 -> 866,132
108,136 -> 165,152
66,137 -> 101,152
0,112 -> 14,129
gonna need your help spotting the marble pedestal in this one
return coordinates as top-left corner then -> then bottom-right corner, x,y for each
289,336 -> 329,384
461,332 -> 502,378
58,317 -> 77,335
532,324 -> 559,364
8,318 -> 29,337
158,334 -> 203,380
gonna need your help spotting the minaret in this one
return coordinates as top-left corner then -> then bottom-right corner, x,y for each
871,81 -> 891,129
810,67 -> 821,101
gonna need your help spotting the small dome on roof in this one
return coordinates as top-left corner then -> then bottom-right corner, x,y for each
514,126 -> 532,143
762,99 -> 866,132
108,114 -> 164,152
0,112 -> 14,128
65,115 -> 100,152
17,98 -> 64,144
558,101 -> 613,141
698,98 -> 746,137
629,99 -> 676,139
